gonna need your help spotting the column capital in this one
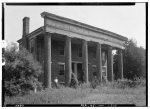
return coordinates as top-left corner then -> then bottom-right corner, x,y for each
45,32 -> 51,36
82,39 -> 88,43
65,35 -> 72,40
95,42 -> 101,45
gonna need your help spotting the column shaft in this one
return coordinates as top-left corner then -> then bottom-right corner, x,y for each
118,49 -> 123,79
82,40 -> 88,83
107,46 -> 113,82
44,33 -> 51,88
65,36 -> 72,86
96,43 -> 102,82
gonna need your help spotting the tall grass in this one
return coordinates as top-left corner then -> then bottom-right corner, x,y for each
5,78 -> 146,106
5,87 -> 90,105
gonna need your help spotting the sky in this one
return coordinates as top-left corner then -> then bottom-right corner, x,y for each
4,3 -> 146,48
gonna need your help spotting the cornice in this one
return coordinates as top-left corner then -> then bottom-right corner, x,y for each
41,12 -> 128,41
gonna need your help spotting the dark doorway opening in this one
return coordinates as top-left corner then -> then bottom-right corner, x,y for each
72,62 -> 75,73
71,62 -> 83,83
77,63 -> 83,83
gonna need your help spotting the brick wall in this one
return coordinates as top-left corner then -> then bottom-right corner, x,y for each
51,39 -> 97,83
31,37 -> 100,84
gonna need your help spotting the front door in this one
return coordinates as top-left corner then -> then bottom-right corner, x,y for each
77,63 -> 83,83
72,62 -> 83,83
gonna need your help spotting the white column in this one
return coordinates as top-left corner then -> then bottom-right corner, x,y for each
118,49 -> 123,79
82,40 -> 88,83
44,33 -> 51,88
96,43 -> 102,82
107,46 -> 113,82
65,36 -> 72,86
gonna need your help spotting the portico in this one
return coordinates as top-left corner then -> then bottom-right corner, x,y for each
18,12 -> 127,88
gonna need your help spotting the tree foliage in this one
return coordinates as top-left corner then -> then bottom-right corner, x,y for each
4,43 -> 43,96
114,39 -> 146,80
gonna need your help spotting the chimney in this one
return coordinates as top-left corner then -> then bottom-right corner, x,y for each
23,17 -> 30,36
22,17 -> 29,49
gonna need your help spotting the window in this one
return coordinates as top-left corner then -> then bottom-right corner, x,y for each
59,46 -> 64,56
29,39 -> 34,53
93,49 -> 96,59
102,52 -> 105,61
59,63 -> 65,75
102,51 -> 107,66
93,72 -> 97,76
77,47 -> 82,57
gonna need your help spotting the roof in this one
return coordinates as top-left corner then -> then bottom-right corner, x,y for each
41,12 -> 128,41
18,11 -> 128,44
17,26 -> 44,43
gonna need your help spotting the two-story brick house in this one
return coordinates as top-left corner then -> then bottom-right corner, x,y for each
18,12 -> 128,88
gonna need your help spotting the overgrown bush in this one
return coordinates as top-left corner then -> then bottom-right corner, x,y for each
4,43 -> 43,96
113,39 -> 146,80
91,76 -> 100,89
70,73 -> 79,88
111,78 -> 146,89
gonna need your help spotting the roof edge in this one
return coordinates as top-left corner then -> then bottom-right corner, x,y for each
17,26 -> 44,43
41,12 -> 128,41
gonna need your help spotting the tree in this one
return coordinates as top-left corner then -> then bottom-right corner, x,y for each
114,39 -> 146,80
4,42 -> 43,96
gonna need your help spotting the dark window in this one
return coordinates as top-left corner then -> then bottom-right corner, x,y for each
93,49 -> 96,59
93,72 -> 97,76
59,46 -> 64,56
31,46 -> 34,53
77,47 -> 82,57
59,64 -> 65,75
30,40 -> 34,53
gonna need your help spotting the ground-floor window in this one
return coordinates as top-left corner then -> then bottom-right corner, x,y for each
58,63 -> 65,75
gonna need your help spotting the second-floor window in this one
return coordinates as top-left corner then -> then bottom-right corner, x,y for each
93,50 -> 96,59
77,47 -> 82,57
29,39 -> 34,53
59,45 -> 64,56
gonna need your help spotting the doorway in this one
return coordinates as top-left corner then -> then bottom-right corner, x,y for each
72,62 -> 83,83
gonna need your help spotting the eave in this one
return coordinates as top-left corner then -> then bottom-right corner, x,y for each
41,12 -> 128,41
17,26 -> 44,43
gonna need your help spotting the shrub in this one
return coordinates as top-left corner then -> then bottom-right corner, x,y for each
133,77 -> 146,87
111,78 -> 146,89
70,73 -> 79,88
113,39 -> 146,80
4,43 -> 43,96
91,76 -> 99,89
